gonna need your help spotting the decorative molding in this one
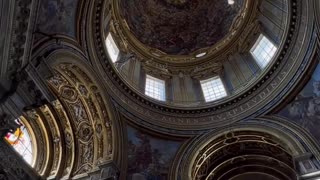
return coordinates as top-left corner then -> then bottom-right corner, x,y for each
46,61 -> 115,177
314,0 -> 320,44
52,100 -> 76,179
4,0 -> 39,78
88,0 -> 317,134
24,110 -> 50,176
107,0 -> 261,78
170,116 -> 320,180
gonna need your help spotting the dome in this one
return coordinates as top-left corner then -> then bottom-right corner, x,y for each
104,0 -> 288,108
2,0 -> 320,179
120,0 -> 245,55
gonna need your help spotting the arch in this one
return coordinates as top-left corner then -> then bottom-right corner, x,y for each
83,0 -> 318,136
27,47 -> 123,178
21,102 -> 76,178
171,116 -> 320,180
314,0 -> 320,44
46,52 -> 115,176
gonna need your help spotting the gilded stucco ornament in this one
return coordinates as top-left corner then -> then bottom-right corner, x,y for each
108,0 -> 256,78
170,117 -> 320,179
45,59 -> 115,176
88,0 -> 316,134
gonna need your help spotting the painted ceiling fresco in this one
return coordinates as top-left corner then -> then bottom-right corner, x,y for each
120,0 -> 244,55
278,63 -> 320,144
127,126 -> 182,180
35,0 -> 79,39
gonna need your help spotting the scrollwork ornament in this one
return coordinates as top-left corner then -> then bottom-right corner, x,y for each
77,122 -> 94,142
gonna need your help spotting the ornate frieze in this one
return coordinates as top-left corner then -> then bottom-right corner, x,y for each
111,0 -> 253,64
170,117 -> 320,179
47,63 -> 114,177
39,105 -> 63,178
52,100 -> 75,178
89,0 -> 317,134
24,110 -> 49,176
107,0 -> 260,79
1,0 -> 37,78
48,73 -> 95,175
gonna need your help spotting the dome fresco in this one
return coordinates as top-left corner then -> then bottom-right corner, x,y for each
3,0 -> 320,179
120,0 -> 244,55
106,0 -> 293,109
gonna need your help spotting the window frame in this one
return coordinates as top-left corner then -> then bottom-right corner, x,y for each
250,34 -> 277,69
144,75 -> 166,101
105,33 -> 120,63
5,118 -> 37,167
200,76 -> 228,102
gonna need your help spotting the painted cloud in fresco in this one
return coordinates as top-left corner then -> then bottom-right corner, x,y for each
127,126 -> 182,180
36,0 -> 79,38
278,63 -> 320,142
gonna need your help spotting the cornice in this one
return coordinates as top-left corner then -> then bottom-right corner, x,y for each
315,0 -> 320,45
5,0 -> 39,78
108,0 -> 263,78
170,116 -> 320,180
88,0 -> 316,134
111,0 -> 254,65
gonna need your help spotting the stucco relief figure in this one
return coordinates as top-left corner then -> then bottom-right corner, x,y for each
115,52 -> 135,70
71,101 -> 88,122
65,132 -> 72,148
83,145 -> 93,162
49,75 -> 65,88
279,65 -> 320,142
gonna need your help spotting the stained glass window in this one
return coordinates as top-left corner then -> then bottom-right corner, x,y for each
5,119 -> 34,166
250,34 -> 277,69
145,75 -> 166,101
106,33 -> 120,63
200,76 -> 227,102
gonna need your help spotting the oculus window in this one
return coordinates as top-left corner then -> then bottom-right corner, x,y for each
145,75 -> 166,101
200,76 -> 227,102
5,119 -> 34,166
105,33 -> 120,63
250,34 -> 277,69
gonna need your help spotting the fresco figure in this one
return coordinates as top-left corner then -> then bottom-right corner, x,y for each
278,64 -> 320,142
120,0 -> 244,55
127,127 -> 181,180
36,0 -> 78,38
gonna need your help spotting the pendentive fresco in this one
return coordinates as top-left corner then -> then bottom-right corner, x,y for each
127,126 -> 182,180
278,62 -> 320,143
36,0 -> 78,39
